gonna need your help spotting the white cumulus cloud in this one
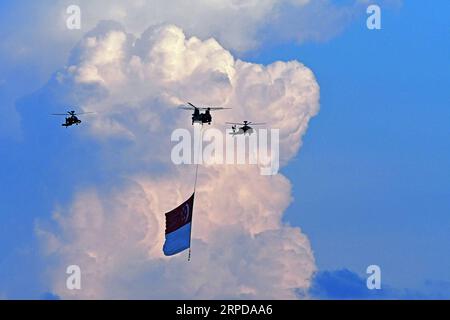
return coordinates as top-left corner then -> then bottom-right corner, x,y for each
35,23 -> 320,299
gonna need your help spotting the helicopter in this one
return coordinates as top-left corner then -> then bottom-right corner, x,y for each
179,102 -> 230,125
51,110 -> 94,127
226,121 -> 266,136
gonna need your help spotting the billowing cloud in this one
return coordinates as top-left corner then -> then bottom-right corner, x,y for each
48,0 -> 402,50
38,169 -> 315,299
1,0 -> 401,138
48,23 -> 319,164
64,0 -> 294,51
33,22 -> 320,299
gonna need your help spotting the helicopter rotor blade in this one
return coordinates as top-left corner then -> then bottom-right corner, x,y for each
202,107 -> 232,111
226,121 -> 266,125
75,112 -> 96,115
178,106 -> 195,110
183,102 -> 230,111
51,111 -> 95,116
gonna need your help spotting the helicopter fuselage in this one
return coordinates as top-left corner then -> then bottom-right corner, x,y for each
192,109 -> 212,125
231,125 -> 254,135
63,115 -> 82,127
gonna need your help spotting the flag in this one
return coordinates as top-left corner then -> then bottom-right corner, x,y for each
163,193 -> 195,256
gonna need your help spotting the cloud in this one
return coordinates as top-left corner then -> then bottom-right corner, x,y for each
1,0 -> 402,139
41,292 -> 61,300
309,269 -> 388,299
47,0 -> 403,51
309,269 -> 450,300
39,173 -> 315,299
29,22 -> 319,166
31,22 -> 320,299
42,0 -> 334,52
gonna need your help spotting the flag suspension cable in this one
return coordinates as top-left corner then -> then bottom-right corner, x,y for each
188,163 -> 199,262
193,162 -> 200,192
189,126 -> 202,261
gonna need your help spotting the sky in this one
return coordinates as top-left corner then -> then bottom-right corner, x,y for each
246,1 -> 450,296
0,0 -> 449,299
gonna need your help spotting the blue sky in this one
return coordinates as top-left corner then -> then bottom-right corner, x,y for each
0,1 -> 449,299
245,1 -> 450,296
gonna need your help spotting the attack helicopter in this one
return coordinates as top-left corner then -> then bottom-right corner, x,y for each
226,121 -> 266,136
51,110 -> 94,127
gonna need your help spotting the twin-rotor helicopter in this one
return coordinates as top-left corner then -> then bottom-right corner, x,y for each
178,102 -> 230,125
